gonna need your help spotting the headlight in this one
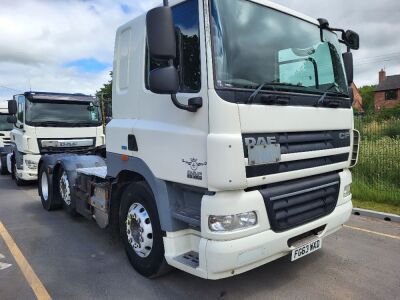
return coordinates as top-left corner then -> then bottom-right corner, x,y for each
343,184 -> 352,198
25,159 -> 38,170
209,211 -> 257,232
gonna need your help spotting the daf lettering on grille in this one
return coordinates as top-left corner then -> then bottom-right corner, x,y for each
244,137 -> 277,147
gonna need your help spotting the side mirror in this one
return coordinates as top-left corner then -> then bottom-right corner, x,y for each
8,99 -> 17,115
343,30 -> 359,50
149,66 -> 179,94
146,7 -> 176,60
7,115 -> 17,124
342,52 -> 354,85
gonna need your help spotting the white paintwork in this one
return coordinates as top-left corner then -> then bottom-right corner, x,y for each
164,170 -> 352,279
9,95 -> 105,181
105,0 -> 356,279
77,166 -> 108,179
0,101 -> 11,148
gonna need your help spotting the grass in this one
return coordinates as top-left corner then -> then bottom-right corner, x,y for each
352,199 -> 400,215
351,118 -> 400,215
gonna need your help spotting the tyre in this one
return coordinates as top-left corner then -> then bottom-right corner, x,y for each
56,166 -> 77,216
119,182 -> 171,278
0,156 -> 8,175
39,164 -> 61,211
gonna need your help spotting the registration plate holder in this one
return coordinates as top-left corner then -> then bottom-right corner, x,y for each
291,238 -> 322,261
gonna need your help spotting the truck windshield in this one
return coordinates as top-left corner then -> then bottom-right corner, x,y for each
25,100 -> 102,127
0,115 -> 13,131
211,0 -> 348,98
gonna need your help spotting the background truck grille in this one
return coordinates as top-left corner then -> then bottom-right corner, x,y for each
259,173 -> 340,232
3,137 -> 11,146
243,130 -> 350,178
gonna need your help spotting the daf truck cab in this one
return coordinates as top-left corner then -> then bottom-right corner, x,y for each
0,101 -> 13,175
7,92 -> 105,185
39,0 -> 360,279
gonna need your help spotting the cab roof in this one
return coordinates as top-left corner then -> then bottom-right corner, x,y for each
20,91 -> 96,102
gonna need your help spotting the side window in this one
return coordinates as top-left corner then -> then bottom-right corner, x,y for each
146,0 -> 201,93
17,96 -> 24,123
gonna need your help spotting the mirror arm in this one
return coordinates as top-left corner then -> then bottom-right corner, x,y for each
170,94 -> 202,113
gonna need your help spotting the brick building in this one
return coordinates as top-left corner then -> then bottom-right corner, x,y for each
352,83 -> 363,112
375,69 -> 400,112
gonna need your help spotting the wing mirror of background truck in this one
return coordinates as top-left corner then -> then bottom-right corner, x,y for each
7,115 -> 17,124
146,3 -> 202,113
8,99 -> 17,115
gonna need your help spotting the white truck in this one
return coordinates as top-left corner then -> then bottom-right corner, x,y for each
6,92 -> 105,186
38,0 -> 360,279
0,101 -> 13,175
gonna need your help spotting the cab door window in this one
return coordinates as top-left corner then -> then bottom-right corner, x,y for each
146,0 -> 201,93
17,95 -> 25,123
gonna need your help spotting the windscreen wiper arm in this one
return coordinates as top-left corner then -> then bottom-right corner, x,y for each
246,82 -> 300,104
315,83 -> 348,107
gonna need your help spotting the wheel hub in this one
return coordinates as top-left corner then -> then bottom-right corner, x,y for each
59,171 -> 71,205
126,203 -> 153,258
41,172 -> 49,201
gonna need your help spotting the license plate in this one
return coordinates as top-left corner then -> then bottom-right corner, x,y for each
291,238 -> 322,261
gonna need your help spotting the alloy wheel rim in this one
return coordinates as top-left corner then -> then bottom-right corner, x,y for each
41,172 -> 49,201
59,171 -> 71,206
126,203 -> 153,258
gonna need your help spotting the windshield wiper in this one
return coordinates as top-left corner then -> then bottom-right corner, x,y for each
246,82 -> 300,104
315,83 -> 348,107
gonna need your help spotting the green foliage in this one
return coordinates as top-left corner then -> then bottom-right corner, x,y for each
359,85 -> 376,113
96,71 -> 112,101
352,125 -> 400,207
376,103 -> 400,121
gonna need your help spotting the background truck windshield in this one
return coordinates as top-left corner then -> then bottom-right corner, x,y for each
25,100 -> 101,126
0,115 -> 13,131
211,0 -> 348,96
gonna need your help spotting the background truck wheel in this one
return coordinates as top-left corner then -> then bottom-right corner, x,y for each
119,182 -> 171,278
39,165 -> 61,211
57,167 -> 77,217
0,156 -> 8,175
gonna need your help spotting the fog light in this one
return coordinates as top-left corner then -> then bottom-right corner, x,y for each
343,184 -> 352,198
209,211 -> 257,232
25,159 -> 38,170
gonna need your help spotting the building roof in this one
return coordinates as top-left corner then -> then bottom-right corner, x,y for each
375,75 -> 400,92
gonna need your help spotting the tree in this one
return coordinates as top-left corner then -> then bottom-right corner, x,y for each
96,71 -> 113,119
359,85 -> 376,113
96,71 -> 112,101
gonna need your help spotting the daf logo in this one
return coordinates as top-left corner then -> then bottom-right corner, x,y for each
59,141 -> 78,147
339,132 -> 350,140
245,136 -> 277,147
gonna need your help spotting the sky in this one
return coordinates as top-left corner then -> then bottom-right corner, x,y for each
0,0 -> 399,100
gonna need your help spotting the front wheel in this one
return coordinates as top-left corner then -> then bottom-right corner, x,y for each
119,182 -> 171,278
0,156 -> 8,175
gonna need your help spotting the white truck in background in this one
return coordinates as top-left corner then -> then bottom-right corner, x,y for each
38,0 -> 360,279
0,101 -> 13,175
6,92 -> 105,185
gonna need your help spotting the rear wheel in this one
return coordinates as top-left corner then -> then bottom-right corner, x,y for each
57,167 -> 77,216
0,156 -> 8,175
119,182 -> 171,278
39,164 -> 61,211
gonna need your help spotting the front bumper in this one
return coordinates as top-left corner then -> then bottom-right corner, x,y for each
15,154 -> 40,181
164,170 -> 353,279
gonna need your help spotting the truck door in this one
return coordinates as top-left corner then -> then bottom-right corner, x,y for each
11,95 -> 25,153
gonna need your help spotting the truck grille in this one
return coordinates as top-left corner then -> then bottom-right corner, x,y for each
38,138 -> 96,154
259,173 -> 340,232
2,137 -> 11,146
243,130 -> 350,178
